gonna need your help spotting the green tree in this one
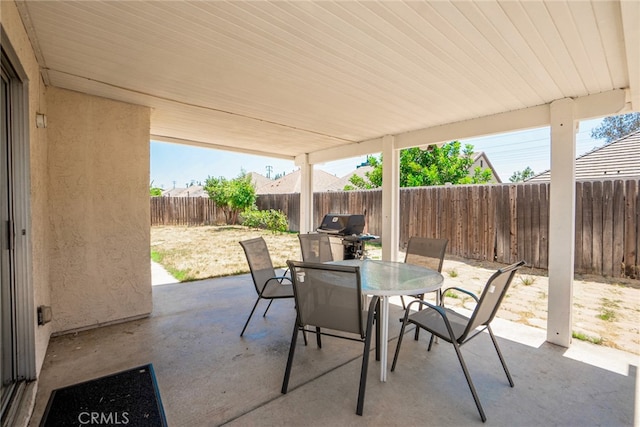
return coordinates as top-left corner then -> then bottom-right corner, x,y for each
344,156 -> 382,190
509,166 -> 536,183
344,141 -> 492,189
204,172 -> 256,225
149,181 -> 163,197
591,113 -> 640,143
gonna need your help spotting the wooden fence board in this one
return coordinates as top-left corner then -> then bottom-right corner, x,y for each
637,181 -> 640,279
613,180 -> 625,278
494,186 -> 508,263
509,185 -> 518,264
488,186 -> 499,262
531,184 -> 540,267
602,180 -> 614,277
574,182 -> 583,273
483,187 -> 491,260
470,187 -> 480,259
539,183 -> 549,269
592,181 -> 604,275
581,182 -> 594,274
626,180 -> 639,278
520,185 -> 530,266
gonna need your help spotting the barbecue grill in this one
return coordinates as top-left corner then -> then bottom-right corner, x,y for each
316,213 -> 376,260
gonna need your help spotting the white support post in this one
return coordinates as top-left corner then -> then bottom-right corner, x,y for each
296,154 -> 314,234
547,98 -> 577,347
381,135 -> 399,261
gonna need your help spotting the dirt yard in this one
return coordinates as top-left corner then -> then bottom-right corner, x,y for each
151,226 -> 640,355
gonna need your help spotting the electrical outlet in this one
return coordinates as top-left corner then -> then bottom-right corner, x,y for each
37,305 -> 52,325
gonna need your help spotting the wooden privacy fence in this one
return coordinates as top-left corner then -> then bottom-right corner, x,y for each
150,196 -> 226,226
151,179 -> 640,278
257,179 -> 639,278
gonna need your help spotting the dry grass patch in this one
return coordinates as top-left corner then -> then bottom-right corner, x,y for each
151,225 -> 301,281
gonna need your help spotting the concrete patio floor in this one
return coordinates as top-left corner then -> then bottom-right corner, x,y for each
29,273 -> 639,426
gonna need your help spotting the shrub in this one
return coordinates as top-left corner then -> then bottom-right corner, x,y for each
241,207 -> 288,232
204,172 -> 256,225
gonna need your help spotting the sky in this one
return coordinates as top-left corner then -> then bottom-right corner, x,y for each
150,118 -> 605,189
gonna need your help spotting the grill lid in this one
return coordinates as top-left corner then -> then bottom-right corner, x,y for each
317,214 -> 365,236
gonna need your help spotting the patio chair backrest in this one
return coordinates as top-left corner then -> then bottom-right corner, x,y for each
298,233 -> 334,263
404,237 -> 448,273
287,260 -> 366,338
239,237 -> 278,294
461,261 -> 525,342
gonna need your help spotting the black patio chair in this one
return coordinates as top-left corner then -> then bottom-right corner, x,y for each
298,232 -> 334,263
391,260 -> 525,423
238,237 -> 294,337
282,260 -> 379,416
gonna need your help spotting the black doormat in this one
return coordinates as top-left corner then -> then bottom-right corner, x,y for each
40,364 -> 167,427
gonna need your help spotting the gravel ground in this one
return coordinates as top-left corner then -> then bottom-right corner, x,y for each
434,255 -> 640,355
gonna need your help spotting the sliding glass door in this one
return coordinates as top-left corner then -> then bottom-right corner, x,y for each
0,55 -> 17,419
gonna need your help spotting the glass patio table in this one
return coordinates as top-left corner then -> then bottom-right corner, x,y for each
331,259 -> 444,381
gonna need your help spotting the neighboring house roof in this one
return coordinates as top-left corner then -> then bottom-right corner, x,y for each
323,166 -> 375,191
256,169 -> 340,194
161,185 -> 208,198
527,130 -> 640,182
472,152 -> 502,183
247,172 -> 272,190
161,173 -> 272,197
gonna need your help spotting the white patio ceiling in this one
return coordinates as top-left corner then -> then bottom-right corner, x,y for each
16,0 -> 639,162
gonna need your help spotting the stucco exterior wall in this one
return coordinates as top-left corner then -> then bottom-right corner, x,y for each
47,87 -> 151,334
2,0 -> 51,376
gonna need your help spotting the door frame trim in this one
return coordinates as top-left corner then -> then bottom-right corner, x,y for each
1,25 -> 36,385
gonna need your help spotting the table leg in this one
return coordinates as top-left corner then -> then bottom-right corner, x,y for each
380,295 -> 389,382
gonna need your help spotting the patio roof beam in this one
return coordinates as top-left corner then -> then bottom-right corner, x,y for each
308,137 -> 384,166
150,134 -> 296,161
306,89 -> 628,166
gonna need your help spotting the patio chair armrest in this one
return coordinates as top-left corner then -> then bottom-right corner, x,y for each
442,286 -> 479,304
405,299 -> 447,318
268,276 -> 293,285
260,276 -> 293,293
267,276 -> 293,284
404,298 -> 458,341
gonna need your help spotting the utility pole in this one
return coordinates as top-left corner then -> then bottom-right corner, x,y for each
265,165 -> 273,179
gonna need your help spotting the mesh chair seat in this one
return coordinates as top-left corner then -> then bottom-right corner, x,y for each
260,278 -> 294,298
392,260 -> 525,423
406,307 -> 469,343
